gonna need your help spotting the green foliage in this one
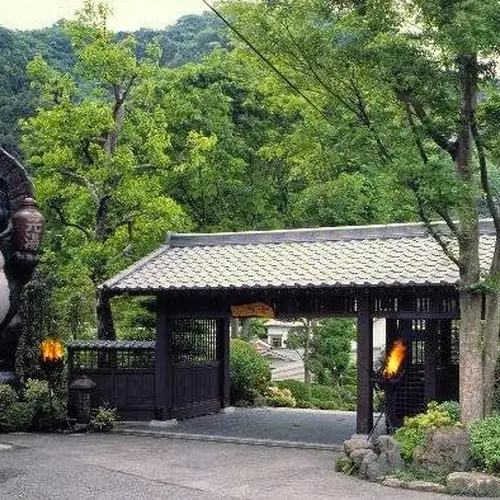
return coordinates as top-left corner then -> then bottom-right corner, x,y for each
310,384 -> 335,401
24,379 -> 66,432
335,456 -> 355,475
394,402 -> 459,462
310,399 -> 338,411
89,405 -> 118,432
0,384 -> 18,412
310,319 -> 356,386
0,384 -> 33,433
393,464 -> 447,486
229,339 -> 271,404
0,402 -> 34,433
296,400 -> 314,409
469,416 -> 500,473
276,379 -> 310,402
265,386 -> 296,407
434,400 -> 461,423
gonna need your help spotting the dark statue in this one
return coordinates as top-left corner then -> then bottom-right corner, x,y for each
0,147 -> 44,382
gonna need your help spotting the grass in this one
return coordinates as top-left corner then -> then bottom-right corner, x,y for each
393,464 -> 448,485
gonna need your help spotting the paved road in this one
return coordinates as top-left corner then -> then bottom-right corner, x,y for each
122,408 -> 361,448
0,433 -> 484,500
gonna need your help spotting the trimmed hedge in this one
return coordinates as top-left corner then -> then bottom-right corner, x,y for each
230,339 -> 271,404
276,380 -> 310,402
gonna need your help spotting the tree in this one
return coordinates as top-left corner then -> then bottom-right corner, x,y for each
287,318 -> 356,387
286,318 -> 315,386
21,0 -> 190,338
223,0 -> 500,421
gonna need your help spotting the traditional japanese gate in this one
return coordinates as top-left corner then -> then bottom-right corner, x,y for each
90,220 -> 494,431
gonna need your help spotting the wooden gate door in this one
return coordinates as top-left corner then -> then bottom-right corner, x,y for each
167,318 -> 225,419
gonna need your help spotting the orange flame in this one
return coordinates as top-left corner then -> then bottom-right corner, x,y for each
382,339 -> 407,378
41,339 -> 64,363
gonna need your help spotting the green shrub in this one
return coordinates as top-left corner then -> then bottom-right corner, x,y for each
265,386 -> 296,407
0,402 -> 33,433
0,384 -> 18,412
89,406 -> 118,432
469,415 -> 500,473
394,402 -> 458,462
296,400 -> 314,409
434,400 -> 460,422
309,384 -> 356,411
311,398 -> 338,410
24,378 -> 66,431
311,385 -> 335,401
230,339 -> 271,404
276,380 -> 310,402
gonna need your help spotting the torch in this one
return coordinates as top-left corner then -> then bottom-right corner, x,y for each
40,338 -> 64,412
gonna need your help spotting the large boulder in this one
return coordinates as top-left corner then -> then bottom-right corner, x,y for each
343,437 -> 373,456
358,449 -> 379,479
374,435 -> 404,471
413,427 -> 471,473
358,435 -> 404,481
350,448 -> 375,468
447,472 -> 500,497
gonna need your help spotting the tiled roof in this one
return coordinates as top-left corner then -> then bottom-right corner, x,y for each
101,220 -> 497,293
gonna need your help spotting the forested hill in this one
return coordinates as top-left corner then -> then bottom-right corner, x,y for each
0,12 -> 225,155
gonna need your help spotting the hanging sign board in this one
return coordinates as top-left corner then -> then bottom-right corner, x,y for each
231,302 -> 275,318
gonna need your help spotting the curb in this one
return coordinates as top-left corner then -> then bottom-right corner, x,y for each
113,428 -> 342,451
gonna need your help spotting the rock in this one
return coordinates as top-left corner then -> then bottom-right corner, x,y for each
358,450 -> 378,479
350,433 -> 370,441
374,435 -> 404,472
406,480 -> 447,494
374,435 -> 399,454
381,477 -> 407,488
447,472 -> 500,497
343,438 -> 373,455
350,448 -> 375,468
414,427 -> 471,473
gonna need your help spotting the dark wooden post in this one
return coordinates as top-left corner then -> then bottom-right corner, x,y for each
425,319 -> 438,402
217,317 -> 230,408
155,296 -> 170,420
357,295 -> 373,433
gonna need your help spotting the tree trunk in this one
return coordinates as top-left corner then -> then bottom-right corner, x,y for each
459,291 -> 484,421
96,289 -> 115,340
454,53 -> 484,423
230,318 -> 240,339
483,293 -> 500,415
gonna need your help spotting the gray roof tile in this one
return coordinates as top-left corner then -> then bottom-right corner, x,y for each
102,220 -> 497,292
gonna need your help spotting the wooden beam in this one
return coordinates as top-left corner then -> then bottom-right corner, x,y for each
356,295 -> 373,433
425,320 -> 438,402
217,318 -> 230,408
380,310 -> 459,320
154,297 -> 170,420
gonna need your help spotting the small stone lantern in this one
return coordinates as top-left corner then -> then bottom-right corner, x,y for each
69,376 -> 97,424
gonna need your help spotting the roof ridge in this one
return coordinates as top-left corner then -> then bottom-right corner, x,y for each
167,219 -> 495,247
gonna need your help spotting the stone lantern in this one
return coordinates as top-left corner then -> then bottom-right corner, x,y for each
69,376 -> 97,424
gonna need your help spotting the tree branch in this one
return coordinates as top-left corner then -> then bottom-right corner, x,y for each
59,168 -> 99,204
49,202 -> 91,239
414,193 -> 461,267
408,96 -> 457,159
434,207 -> 460,239
400,92 -> 429,165
471,119 -> 500,234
